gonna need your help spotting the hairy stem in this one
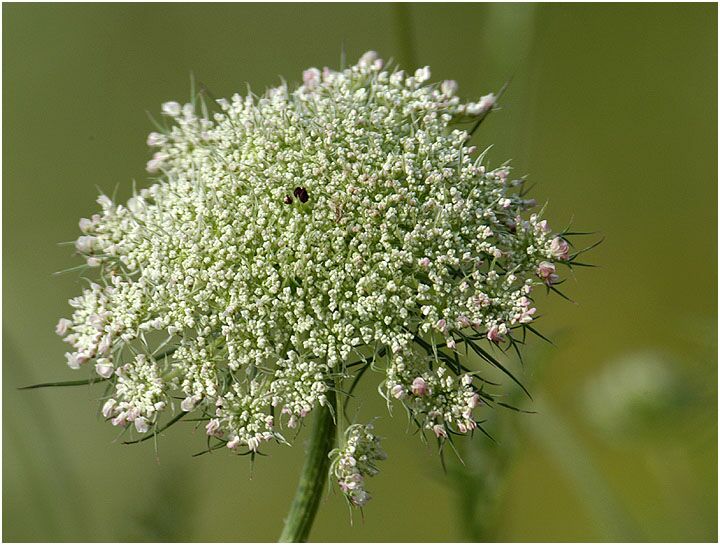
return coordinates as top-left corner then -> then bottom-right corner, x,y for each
278,394 -> 336,542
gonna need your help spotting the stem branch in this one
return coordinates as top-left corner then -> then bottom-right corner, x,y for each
278,393 -> 336,542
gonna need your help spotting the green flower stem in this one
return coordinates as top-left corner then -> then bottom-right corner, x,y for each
278,393 -> 337,543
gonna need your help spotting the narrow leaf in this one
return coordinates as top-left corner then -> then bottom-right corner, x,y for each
19,377 -> 108,390
524,324 -> 555,346
465,339 -> 532,399
123,411 -> 188,445
496,401 -> 537,414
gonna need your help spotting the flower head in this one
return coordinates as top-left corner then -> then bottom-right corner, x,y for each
330,423 -> 386,507
55,51 -> 582,508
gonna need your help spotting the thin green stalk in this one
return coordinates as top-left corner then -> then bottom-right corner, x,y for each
334,375 -> 346,453
393,3 -> 416,69
278,393 -> 337,542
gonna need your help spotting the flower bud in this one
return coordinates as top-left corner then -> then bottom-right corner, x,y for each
97,334 -> 112,356
102,399 -> 117,418
441,80 -> 458,95
181,395 -> 199,412
517,307 -> 537,324
95,359 -> 114,379
487,325 -> 503,343
358,51 -> 379,67
537,261 -> 560,285
146,158 -> 163,174
390,384 -> 405,399
134,417 -> 150,433
302,68 -> 320,90
161,101 -> 181,117
247,436 -> 260,451
111,412 -> 128,427
478,93 -> 496,112
96,195 -> 113,209
414,66 -> 431,82
55,318 -> 72,336
65,352 -> 87,369
75,235 -> 96,254
537,261 -> 556,279
182,103 -> 195,119
146,132 -> 167,147
146,151 -> 169,174
411,377 -> 428,396
206,418 -> 222,436
432,424 -> 447,438
550,237 -> 570,260
128,196 -> 145,214
78,218 -> 94,233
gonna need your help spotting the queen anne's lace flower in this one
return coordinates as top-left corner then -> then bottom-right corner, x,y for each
56,51 -> 576,505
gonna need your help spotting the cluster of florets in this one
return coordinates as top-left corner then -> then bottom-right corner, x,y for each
330,423 -> 387,507
270,352 -> 329,428
101,354 -> 169,433
387,362 -> 481,437
56,51 -> 573,504
208,381 -> 281,451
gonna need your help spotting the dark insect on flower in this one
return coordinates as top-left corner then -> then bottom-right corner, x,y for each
284,195 -> 293,205
293,186 -> 309,203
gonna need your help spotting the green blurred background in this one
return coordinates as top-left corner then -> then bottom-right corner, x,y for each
3,3 -> 717,542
